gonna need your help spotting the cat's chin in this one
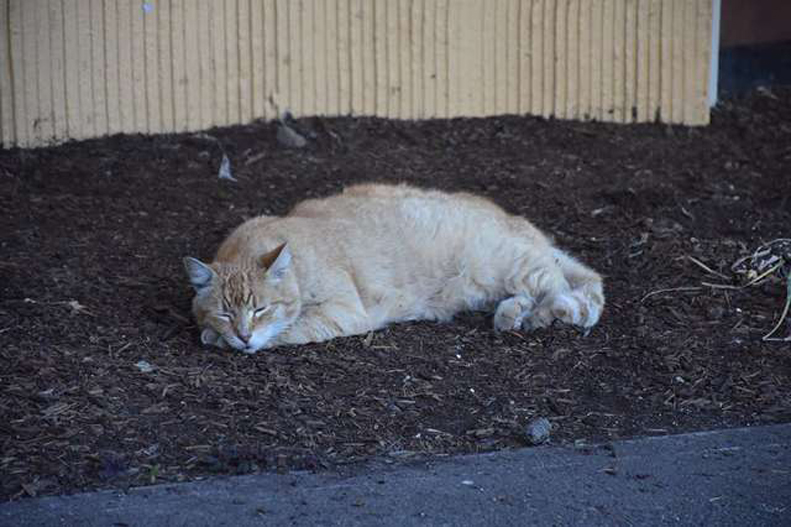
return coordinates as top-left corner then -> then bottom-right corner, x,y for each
200,325 -> 285,354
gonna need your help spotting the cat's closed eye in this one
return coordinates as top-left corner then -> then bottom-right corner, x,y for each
254,305 -> 272,317
216,313 -> 233,321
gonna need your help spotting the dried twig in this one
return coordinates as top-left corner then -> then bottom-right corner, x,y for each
763,274 -> 791,341
640,287 -> 702,303
685,255 -> 728,280
701,281 -> 743,290
702,261 -> 784,291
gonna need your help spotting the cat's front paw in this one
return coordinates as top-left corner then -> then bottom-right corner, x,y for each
200,328 -> 228,349
494,295 -> 534,332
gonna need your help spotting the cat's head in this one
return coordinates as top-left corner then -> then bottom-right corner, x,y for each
182,243 -> 300,353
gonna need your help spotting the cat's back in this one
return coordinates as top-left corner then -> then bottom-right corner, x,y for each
289,183 -> 507,222
216,183 -> 534,264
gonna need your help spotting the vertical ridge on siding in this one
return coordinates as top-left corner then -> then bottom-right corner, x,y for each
0,1 -> 4,145
566,0 -> 579,119
541,0 -> 553,117
577,0 -> 589,119
263,0 -> 276,119
281,0 -> 291,114
385,0 -> 398,117
170,0 -> 185,131
397,0 -> 410,118
9,1 -> 25,145
529,0 -> 542,117
446,0 -> 457,117
211,0 -> 227,126
437,0 -> 449,118
337,0 -> 351,116
506,0 -> 518,113
62,0 -> 80,138
648,0 -> 661,121
143,0 -> 160,133
104,0 -> 119,135
481,0 -> 493,116
555,0 -> 567,120
0,0 -> 14,146
130,0 -> 147,132
509,0 -> 519,113
590,0 -> 603,121
612,0 -> 625,122
86,0 -> 103,137
117,0 -> 134,134
158,0 -> 173,132
361,0 -> 375,115
238,0 -> 253,123
21,1 -> 39,144
624,0 -> 636,122
373,0 -> 386,116
287,0 -> 301,114
251,0 -> 264,119
423,0 -> 435,117
696,0 -> 712,125
49,0 -> 67,142
183,0 -> 199,130
78,0 -> 95,137
682,0 -> 697,124
349,0 -> 362,115
35,0 -> 53,142
226,0 -> 241,124
600,0 -> 613,121
303,0 -> 317,117
670,0 -> 683,124
411,0 -> 423,119
325,0 -> 339,115
90,0 -> 107,136
313,0 -> 327,116
196,0 -> 212,130
659,0 -> 671,123
495,0 -> 508,115
517,0 -> 529,115
635,0 -> 648,122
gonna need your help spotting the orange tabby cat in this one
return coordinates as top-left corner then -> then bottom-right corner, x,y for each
184,184 -> 604,353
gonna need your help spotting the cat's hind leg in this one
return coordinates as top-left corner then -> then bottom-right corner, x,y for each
526,249 -> 604,330
498,250 -> 569,331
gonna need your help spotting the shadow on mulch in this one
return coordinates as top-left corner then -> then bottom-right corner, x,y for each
1,87 -> 790,501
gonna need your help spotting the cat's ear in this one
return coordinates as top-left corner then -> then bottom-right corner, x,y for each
260,243 -> 291,281
183,257 -> 215,291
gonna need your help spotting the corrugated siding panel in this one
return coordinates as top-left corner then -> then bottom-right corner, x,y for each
0,0 -> 715,148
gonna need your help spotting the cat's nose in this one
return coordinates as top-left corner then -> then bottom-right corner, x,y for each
238,332 -> 251,344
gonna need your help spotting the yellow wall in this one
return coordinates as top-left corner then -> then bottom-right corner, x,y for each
0,0 -> 714,149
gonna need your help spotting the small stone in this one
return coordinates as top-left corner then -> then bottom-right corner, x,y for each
136,360 -> 154,373
277,123 -> 307,149
525,417 -> 551,445
217,154 -> 237,181
708,306 -> 725,320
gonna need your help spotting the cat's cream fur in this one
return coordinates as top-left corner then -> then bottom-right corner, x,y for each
184,184 -> 604,354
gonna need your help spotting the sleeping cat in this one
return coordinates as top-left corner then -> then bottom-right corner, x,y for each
183,183 -> 604,354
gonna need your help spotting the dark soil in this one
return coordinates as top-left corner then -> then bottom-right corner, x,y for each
2,87 -> 790,501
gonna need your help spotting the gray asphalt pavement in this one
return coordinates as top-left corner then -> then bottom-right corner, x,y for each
2,424 -> 790,527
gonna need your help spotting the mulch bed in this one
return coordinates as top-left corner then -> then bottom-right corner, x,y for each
1,87 -> 790,501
